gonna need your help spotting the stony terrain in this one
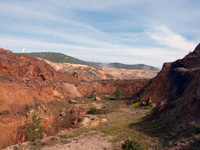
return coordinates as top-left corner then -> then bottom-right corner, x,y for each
43,59 -> 158,81
0,48 -> 153,149
138,44 -> 200,149
4,100 -> 160,150
1,43 -> 200,150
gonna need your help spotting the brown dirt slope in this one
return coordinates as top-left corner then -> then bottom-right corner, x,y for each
0,48 -> 79,148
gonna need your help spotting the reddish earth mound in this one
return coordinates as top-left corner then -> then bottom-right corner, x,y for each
0,48 -> 74,82
0,48 -> 79,148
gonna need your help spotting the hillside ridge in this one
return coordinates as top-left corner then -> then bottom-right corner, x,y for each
14,52 -> 159,71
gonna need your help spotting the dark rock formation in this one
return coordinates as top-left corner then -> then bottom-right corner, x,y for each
141,44 -> 200,119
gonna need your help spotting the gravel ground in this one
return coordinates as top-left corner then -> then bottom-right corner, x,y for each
42,135 -> 113,150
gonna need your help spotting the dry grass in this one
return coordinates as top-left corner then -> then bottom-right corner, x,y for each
7,100 -> 162,150
60,100 -> 161,149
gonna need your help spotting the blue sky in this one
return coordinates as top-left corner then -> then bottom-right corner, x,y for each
0,0 -> 199,68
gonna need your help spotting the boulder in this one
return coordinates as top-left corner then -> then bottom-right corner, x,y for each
69,99 -> 78,104
59,112 -> 66,117
95,97 -> 101,101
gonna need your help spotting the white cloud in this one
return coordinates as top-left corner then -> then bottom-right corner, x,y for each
0,1 -> 199,68
148,26 -> 197,51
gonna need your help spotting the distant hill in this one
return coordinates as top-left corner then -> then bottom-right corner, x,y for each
14,52 -> 159,71
14,52 -> 99,66
101,63 -> 159,71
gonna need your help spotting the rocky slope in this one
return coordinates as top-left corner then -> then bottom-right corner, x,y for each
141,44 -> 200,109
43,59 -> 157,81
138,44 -> 200,149
0,48 -> 80,148
0,48 -> 152,149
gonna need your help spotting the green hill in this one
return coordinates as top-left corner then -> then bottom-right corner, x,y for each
14,52 -> 159,71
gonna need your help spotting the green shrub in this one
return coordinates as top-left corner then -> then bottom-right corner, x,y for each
0,110 -> 9,115
105,74 -> 114,79
129,102 -> 139,108
149,107 -> 157,114
115,85 -> 122,99
143,106 -> 152,109
136,91 -> 141,98
26,112 -> 43,142
190,121 -> 200,134
121,139 -> 142,150
90,91 -> 96,99
89,107 -> 98,114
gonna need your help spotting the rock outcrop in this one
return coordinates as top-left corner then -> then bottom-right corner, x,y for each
44,59 -> 158,81
0,48 -> 75,82
141,44 -> 200,119
0,48 -> 79,148
77,79 -> 149,98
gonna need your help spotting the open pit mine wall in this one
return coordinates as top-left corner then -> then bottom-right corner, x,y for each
0,48 -> 149,148
77,79 -> 149,98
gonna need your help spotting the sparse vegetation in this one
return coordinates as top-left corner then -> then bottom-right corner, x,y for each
149,107 -> 157,114
190,121 -> 200,134
102,127 -> 116,135
9,101 -> 160,150
136,91 -> 141,98
89,107 -> 98,114
115,85 -> 122,99
130,102 -> 139,108
60,134 -> 77,139
0,110 -> 9,115
26,112 -> 43,142
143,105 -> 152,109
85,68 -> 99,78
121,139 -> 143,150
25,105 -> 30,111
89,91 -> 96,99
105,74 -> 114,79
75,97 -> 84,101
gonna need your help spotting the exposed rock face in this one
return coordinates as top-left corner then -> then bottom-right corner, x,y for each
77,79 -> 149,98
0,48 -> 75,82
0,49 -> 76,148
141,44 -> 200,119
44,59 -> 158,81
0,48 -> 151,148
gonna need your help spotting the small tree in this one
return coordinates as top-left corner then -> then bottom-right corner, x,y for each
26,112 -> 43,142
136,91 -> 141,98
90,90 -> 96,99
121,139 -> 142,150
115,85 -> 122,99
89,107 -> 98,114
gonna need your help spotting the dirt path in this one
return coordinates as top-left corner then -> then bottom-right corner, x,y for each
4,134 -> 113,150
42,134 -> 112,150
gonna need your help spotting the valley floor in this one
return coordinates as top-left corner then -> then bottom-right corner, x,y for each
4,100 -> 161,150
